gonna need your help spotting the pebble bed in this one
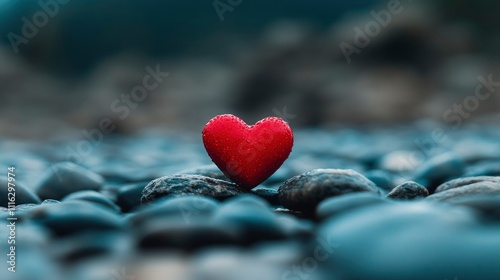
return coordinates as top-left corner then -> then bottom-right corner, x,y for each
1,123 -> 500,280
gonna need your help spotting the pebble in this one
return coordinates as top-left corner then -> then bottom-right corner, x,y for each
141,174 -> 244,204
0,177 -> 41,207
316,192 -> 388,221
211,195 -> 287,244
62,190 -> 120,212
427,181 -> 500,201
412,153 -> 465,192
27,201 -> 124,236
435,176 -> 500,193
35,162 -> 104,200
386,181 -> 429,200
278,169 -> 381,213
130,195 -> 219,227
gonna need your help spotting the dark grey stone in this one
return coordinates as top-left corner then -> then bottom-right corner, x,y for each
435,176 -> 500,193
141,174 -> 244,204
278,169 -> 381,213
35,162 -> 104,200
387,181 -> 429,200
427,182 -> 500,201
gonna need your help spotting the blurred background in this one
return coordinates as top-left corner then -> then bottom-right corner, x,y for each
1,0 -> 499,138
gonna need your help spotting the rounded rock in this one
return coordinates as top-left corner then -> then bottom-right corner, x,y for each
27,201 -> 124,236
141,174 -> 244,204
35,162 -> 104,200
130,195 -> 219,227
211,196 -> 286,244
62,190 -> 120,212
427,181 -> 500,201
386,181 -> 429,200
278,169 -> 381,213
435,176 -> 500,193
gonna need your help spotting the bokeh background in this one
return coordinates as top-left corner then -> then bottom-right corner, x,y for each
0,0 -> 499,138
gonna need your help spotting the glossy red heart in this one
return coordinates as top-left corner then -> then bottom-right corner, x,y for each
202,114 -> 294,189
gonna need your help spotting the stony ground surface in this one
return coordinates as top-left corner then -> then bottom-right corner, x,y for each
1,124 -> 500,280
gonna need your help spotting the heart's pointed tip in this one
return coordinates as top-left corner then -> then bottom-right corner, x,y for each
236,183 -> 257,191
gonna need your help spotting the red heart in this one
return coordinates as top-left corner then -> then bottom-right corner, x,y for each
202,114 -> 294,190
